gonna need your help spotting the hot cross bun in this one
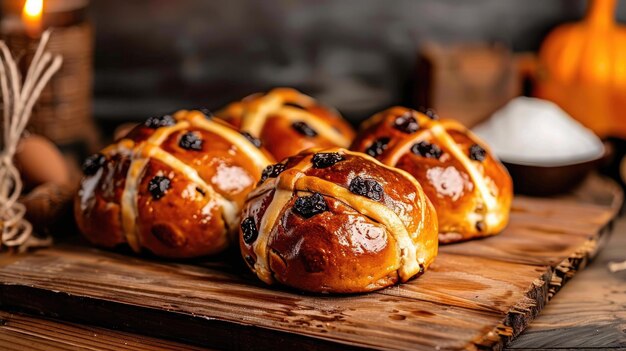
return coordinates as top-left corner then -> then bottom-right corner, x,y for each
351,107 -> 513,243
239,148 -> 438,293
75,110 -> 274,258
216,88 -> 355,161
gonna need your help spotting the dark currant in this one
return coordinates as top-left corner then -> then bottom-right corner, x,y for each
241,216 -> 258,244
148,176 -> 171,200
418,106 -> 439,120
311,152 -> 344,168
244,255 -> 256,268
349,176 -> 384,201
393,112 -> 419,134
259,163 -> 287,184
179,132 -> 203,151
469,144 -> 486,162
293,193 -> 328,218
144,114 -> 176,129
292,121 -> 318,137
365,137 -> 390,157
411,141 -> 442,159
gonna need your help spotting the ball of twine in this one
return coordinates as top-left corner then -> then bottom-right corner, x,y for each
0,30 -> 62,252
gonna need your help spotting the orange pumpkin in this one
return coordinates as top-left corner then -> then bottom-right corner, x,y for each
536,0 -> 626,138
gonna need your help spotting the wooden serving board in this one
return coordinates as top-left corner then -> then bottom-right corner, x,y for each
0,175 -> 621,351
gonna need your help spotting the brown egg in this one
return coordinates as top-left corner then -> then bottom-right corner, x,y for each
15,134 -> 70,189
21,180 -> 78,234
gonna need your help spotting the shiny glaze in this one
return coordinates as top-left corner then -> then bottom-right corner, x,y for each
239,148 -> 438,293
216,88 -> 356,161
351,107 -> 513,243
160,128 -> 257,206
74,110 -> 274,258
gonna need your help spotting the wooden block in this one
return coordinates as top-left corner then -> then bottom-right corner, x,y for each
412,43 -> 523,127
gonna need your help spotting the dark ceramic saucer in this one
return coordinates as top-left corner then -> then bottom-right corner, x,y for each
502,150 -> 605,196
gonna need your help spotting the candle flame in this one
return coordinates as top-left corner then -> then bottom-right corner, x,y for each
22,0 -> 43,37
23,0 -> 43,19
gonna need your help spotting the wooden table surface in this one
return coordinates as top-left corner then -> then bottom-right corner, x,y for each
1,193 -> 625,350
508,213 -> 626,350
1,225 -> 625,350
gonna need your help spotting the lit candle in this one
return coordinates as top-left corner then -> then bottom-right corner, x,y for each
22,0 -> 43,38
2,0 -> 97,157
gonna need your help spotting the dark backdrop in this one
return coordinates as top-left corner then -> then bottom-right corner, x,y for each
90,0 -> 619,126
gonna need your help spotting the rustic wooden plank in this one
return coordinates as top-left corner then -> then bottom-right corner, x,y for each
441,197 -> 616,267
0,226 -> 606,351
507,217 -> 626,350
0,311 -> 212,351
379,253 -> 549,314
440,226 -> 591,267
0,174 -> 620,351
0,245 -> 509,350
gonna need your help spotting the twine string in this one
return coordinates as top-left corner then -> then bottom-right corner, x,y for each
0,29 -> 62,252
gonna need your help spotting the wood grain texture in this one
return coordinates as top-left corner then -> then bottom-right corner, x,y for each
508,216 -> 626,349
0,175 -> 621,351
0,311 -> 212,351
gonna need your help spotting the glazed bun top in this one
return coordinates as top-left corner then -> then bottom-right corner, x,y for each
351,107 -> 512,243
240,148 -> 438,292
75,109 -> 274,258
216,88 -> 355,161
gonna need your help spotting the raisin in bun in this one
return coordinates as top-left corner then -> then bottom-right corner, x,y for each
239,148 -> 438,293
216,88 -> 355,161
75,110 -> 274,258
351,107 -> 513,244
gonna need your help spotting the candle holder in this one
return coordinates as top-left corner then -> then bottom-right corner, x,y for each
1,0 -> 98,159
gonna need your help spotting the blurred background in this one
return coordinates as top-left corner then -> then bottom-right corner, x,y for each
4,0 -> 626,199
3,0 -> 624,140
82,0 -> 626,195
89,0 -> 592,126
